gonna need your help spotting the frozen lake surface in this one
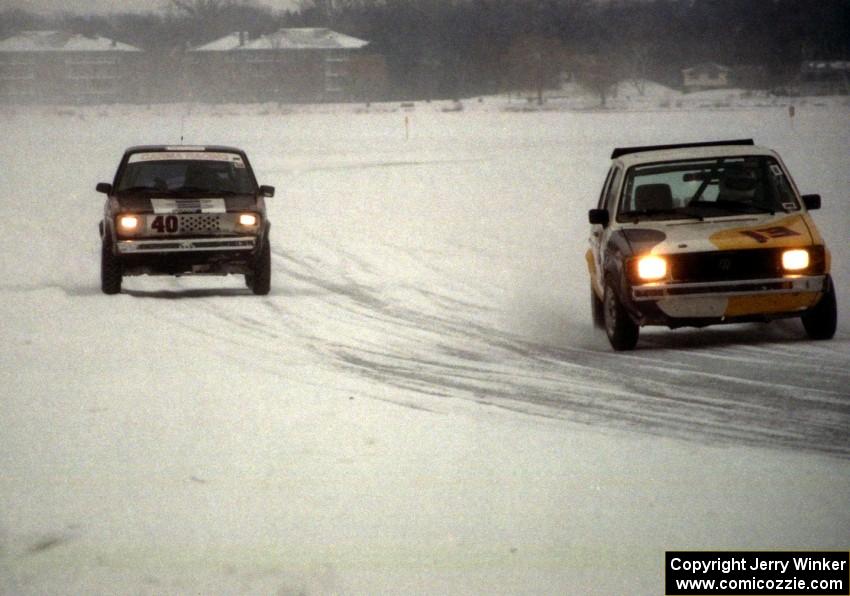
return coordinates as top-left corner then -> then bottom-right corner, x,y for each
1,100 -> 848,594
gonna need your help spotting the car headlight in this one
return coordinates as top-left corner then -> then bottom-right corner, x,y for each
782,248 -> 809,271
238,213 -> 258,227
117,214 -> 140,234
636,255 -> 667,282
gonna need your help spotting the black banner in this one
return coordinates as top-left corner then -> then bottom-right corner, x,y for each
665,551 -> 849,595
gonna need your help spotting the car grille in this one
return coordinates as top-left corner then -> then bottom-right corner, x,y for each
667,247 -> 825,283
178,214 -> 221,234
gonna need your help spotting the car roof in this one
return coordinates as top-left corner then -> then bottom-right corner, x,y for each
613,144 -> 779,168
123,145 -> 246,155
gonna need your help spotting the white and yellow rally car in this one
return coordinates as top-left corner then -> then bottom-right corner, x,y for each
587,139 -> 837,350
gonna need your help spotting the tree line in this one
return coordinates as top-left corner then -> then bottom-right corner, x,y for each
2,0 -> 848,101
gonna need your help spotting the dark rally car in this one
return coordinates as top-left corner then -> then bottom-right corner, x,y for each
97,145 -> 274,295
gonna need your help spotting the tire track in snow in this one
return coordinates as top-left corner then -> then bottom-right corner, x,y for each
267,246 -> 850,458
118,234 -> 850,458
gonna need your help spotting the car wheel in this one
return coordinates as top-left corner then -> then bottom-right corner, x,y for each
801,276 -> 837,340
244,273 -> 254,289
591,285 -> 604,328
603,279 -> 639,350
101,238 -> 122,295
250,237 -> 271,296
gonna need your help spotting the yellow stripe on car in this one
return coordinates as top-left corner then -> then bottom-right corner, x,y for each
724,293 -> 820,317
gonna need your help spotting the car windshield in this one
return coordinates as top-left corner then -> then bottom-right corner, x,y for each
117,151 -> 257,194
618,156 -> 800,222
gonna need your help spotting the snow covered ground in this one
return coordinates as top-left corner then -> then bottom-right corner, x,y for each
506,80 -> 850,112
1,99 -> 848,595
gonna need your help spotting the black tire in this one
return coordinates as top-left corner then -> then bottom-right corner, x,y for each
101,238 -> 122,295
801,276 -> 837,340
591,285 -> 605,328
250,237 -> 271,295
603,279 -> 639,351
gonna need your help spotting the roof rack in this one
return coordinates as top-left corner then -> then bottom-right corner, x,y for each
610,139 -> 754,159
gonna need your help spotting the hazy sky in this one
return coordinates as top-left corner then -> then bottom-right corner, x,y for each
5,0 -> 299,15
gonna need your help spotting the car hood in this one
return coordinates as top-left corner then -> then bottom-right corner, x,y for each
620,212 -> 818,256
114,193 -> 258,213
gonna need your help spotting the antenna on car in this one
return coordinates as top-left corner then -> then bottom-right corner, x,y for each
179,103 -> 193,144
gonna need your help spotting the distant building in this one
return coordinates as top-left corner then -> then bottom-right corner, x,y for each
681,62 -> 731,92
732,64 -> 770,90
188,28 -> 385,103
797,60 -> 850,95
0,28 -> 387,105
0,30 -> 143,103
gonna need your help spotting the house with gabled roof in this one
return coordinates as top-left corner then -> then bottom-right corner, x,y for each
187,28 -> 384,103
0,30 -> 143,103
681,62 -> 731,92
798,60 -> 850,95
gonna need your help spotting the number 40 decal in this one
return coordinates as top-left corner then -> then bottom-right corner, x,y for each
150,215 -> 178,233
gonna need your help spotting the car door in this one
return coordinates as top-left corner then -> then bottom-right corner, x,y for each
589,165 -> 622,295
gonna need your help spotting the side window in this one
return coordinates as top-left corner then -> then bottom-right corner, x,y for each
765,158 -> 800,210
604,167 -> 623,212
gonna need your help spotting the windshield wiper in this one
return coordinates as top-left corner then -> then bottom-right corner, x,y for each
176,186 -> 214,193
118,185 -> 159,193
624,208 -> 704,223
175,186 -> 240,195
691,201 -> 777,216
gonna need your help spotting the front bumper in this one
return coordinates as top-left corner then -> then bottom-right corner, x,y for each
116,236 -> 256,254
632,275 -> 826,301
628,275 -> 827,327
114,235 -> 261,276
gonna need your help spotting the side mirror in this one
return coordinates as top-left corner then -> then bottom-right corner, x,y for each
96,182 -> 113,194
259,185 -> 275,198
588,208 -> 610,226
801,194 -> 821,210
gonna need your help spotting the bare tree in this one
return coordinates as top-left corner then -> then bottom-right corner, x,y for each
504,35 -> 566,105
622,43 -> 652,96
571,53 -> 620,108
169,0 -> 249,46
296,0 -> 340,25
171,0 -> 234,20
616,6 -> 658,96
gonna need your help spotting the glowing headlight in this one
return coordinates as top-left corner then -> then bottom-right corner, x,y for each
118,214 -> 139,231
636,255 -> 667,281
782,249 -> 809,271
238,213 -> 258,227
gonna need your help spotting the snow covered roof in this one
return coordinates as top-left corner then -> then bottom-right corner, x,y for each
192,28 -> 368,52
682,62 -> 731,75
802,60 -> 850,73
0,30 -> 141,52
190,32 -> 244,52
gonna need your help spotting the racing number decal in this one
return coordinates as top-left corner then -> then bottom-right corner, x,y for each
709,215 -> 809,250
151,215 -> 178,234
740,226 -> 800,244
